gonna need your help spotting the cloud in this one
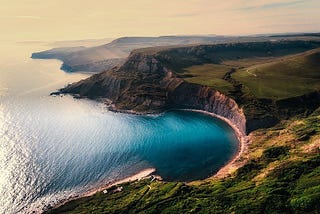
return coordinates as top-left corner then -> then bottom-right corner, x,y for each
234,0 -> 306,11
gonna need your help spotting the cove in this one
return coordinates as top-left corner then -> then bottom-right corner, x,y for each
0,43 -> 239,213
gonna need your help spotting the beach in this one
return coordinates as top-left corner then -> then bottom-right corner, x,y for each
184,109 -> 248,179
49,168 -> 158,211
49,108 -> 247,212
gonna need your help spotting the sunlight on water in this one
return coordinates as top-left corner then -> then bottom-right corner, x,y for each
0,42 -> 239,213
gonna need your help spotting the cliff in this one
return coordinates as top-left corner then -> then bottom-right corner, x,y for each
61,51 -> 246,135
60,41 -> 320,135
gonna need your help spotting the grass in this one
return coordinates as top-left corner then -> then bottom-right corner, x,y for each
180,64 -> 235,94
233,50 -> 320,99
179,49 -> 320,100
48,108 -> 320,214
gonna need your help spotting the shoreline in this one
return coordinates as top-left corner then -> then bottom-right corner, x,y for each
115,107 -> 248,178
82,168 -> 158,197
48,168 -> 158,212
100,106 -> 249,179
185,109 -> 248,179
111,107 -> 248,178
62,96 -> 249,178
46,100 -> 247,212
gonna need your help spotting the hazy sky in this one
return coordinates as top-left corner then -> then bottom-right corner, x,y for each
1,0 -> 319,41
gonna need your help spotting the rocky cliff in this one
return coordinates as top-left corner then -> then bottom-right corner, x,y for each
60,41 -> 320,135
61,51 -> 247,135
167,82 -> 247,134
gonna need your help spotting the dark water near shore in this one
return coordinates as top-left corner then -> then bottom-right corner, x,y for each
0,43 -> 239,213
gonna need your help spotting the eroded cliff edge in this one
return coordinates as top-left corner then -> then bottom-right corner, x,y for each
61,52 -> 247,135
60,41 -> 320,135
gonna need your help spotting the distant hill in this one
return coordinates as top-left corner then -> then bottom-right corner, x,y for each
49,38 -> 115,48
32,35 -> 238,72
32,34 -> 320,73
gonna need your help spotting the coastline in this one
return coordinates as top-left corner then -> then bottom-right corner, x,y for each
107,106 -> 248,179
68,95 -> 249,178
184,109 -> 248,179
46,102 -> 247,212
82,168 -> 158,197
48,168 -> 158,212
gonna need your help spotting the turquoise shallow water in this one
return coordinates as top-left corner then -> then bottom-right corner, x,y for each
0,43 -> 239,213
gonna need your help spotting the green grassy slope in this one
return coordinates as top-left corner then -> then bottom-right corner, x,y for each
233,49 -> 320,99
180,48 -> 320,100
179,64 -> 235,94
49,109 -> 320,214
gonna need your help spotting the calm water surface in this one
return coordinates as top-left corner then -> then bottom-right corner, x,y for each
0,43 -> 239,213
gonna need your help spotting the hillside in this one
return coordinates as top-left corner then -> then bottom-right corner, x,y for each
31,34 -> 320,73
32,36 -> 232,72
181,48 -> 320,99
48,39 -> 320,213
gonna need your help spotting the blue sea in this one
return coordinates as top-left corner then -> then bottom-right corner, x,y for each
0,43 -> 239,213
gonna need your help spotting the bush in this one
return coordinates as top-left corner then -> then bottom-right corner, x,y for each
290,194 -> 320,212
262,146 -> 288,162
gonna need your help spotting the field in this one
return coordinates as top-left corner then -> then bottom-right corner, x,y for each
180,49 -> 320,100
233,49 -> 320,99
180,64 -> 234,94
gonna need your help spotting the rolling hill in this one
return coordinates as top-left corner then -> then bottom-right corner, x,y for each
32,34 -> 320,73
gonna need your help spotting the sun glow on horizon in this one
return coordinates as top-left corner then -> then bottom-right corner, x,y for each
1,0 -> 319,42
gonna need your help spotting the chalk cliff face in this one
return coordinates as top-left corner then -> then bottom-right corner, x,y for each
62,52 -> 247,135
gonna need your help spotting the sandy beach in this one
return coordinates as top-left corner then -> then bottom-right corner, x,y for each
185,109 -> 248,179
50,168 -> 157,211
82,168 -> 157,197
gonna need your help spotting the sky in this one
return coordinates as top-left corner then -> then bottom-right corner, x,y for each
1,0 -> 319,41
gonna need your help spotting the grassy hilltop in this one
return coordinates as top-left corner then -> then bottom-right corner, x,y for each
181,48 -> 320,100
48,38 -> 320,213
154,40 -> 320,99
